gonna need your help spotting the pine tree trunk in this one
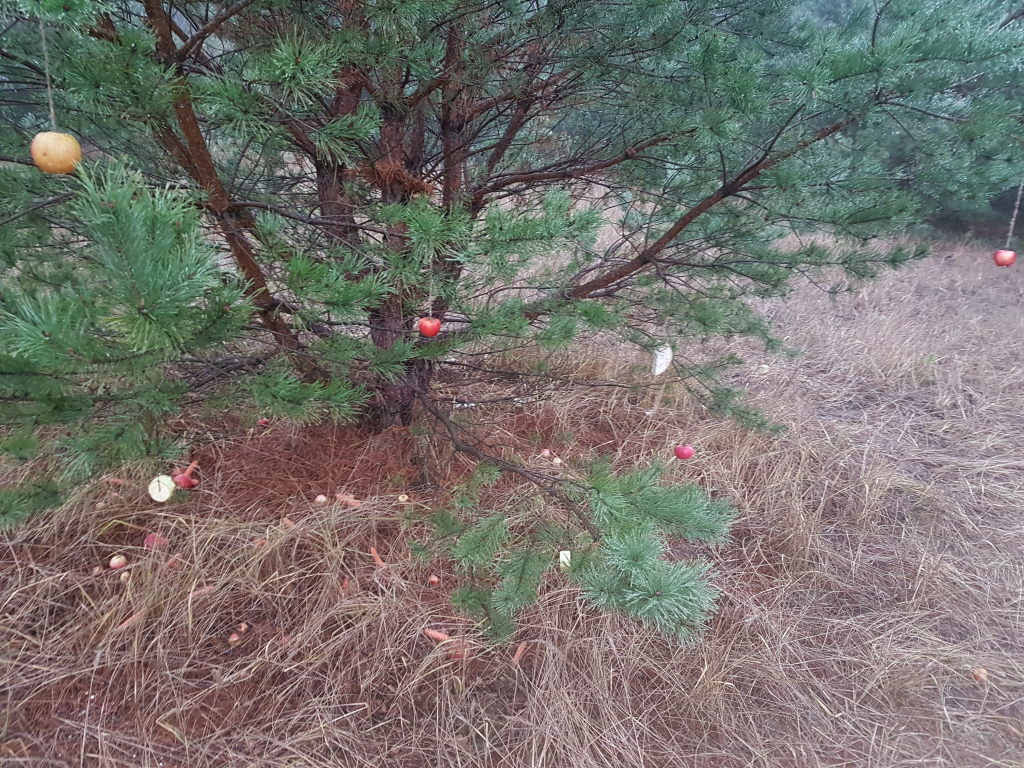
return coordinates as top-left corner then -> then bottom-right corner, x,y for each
377,359 -> 434,428
369,304 -> 433,428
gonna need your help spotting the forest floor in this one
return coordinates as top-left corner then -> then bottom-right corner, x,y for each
1,241 -> 1023,767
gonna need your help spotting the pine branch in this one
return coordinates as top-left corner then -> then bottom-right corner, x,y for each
0,154 -> 36,168
1000,6 -> 1024,28
552,113 -> 860,304
176,0 -> 257,61
0,193 -> 73,228
470,133 -> 679,210
0,47 -> 45,77
137,0 -> 326,381
420,395 -> 602,542
226,200 -> 390,235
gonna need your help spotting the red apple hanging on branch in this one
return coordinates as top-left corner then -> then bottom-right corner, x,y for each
418,316 -> 441,338
993,249 -> 1017,267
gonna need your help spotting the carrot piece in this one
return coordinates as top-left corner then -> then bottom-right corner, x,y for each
423,628 -> 450,643
115,610 -> 145,631
369,546 -> 386,568
510,641 -> 529,667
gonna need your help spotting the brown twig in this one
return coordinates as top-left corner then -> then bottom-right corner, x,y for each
175,0 -> 256,61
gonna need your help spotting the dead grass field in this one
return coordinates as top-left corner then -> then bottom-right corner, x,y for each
2,241 -> 1023,767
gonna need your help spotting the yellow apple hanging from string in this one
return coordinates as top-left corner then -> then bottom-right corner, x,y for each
30,131 -> 81,174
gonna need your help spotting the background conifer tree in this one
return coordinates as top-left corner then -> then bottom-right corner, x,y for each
2,0 -> 1022,638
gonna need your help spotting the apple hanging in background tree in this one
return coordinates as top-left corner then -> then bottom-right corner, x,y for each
674,444 -> 696,460
418,317 -> 441,338
30,131 -> 81,174
993,249 -> 1017,267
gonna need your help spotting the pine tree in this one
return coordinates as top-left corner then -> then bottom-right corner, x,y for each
2,0 -> 1022,638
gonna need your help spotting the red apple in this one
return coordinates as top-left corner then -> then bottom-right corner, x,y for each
143,532 -> 168,550
674,444 -> 695,460
418,317 -> 441,337
993,249 -> 1017,267
257,417 -> 270,426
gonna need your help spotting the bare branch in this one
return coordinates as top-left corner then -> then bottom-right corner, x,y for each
1000,6 -> 1024,28
176,0 -> 257,61
471,133 -> 680,210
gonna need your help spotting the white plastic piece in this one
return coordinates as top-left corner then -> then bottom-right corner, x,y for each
148,475 -> 175,502
559,550 -> 571,570
651,344 -> 673,376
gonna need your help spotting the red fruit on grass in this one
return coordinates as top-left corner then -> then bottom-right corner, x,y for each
418,317 -> 441,338
993,249 -> 1017,267
172,460 -> 199,489
143,532 -> 168,550
172,473 -> 198,489
257,418 -> 270,426
674,444 -> 695,460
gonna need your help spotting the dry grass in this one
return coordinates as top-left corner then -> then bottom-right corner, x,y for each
2,241 -> 1023,767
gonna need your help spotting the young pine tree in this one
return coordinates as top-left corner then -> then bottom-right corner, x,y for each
1,0 -> 1022,639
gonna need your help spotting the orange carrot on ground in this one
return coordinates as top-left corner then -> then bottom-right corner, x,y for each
369,546 -> 386,568
510,641 -> 529,667
115,610 -> 145,631
423,628 -> 450,643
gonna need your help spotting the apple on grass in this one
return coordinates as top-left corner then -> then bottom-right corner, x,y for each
674,444 -> 695,460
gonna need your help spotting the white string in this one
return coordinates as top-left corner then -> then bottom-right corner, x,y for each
38,17 -> 57,131
1005,175 -> 1024,250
